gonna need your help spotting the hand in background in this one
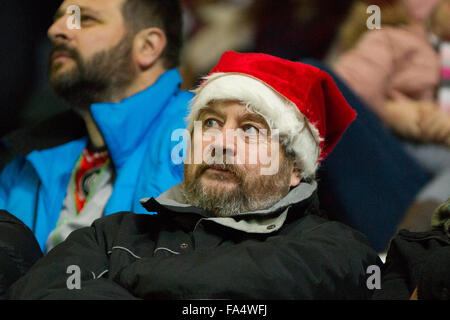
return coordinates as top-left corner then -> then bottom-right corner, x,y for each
419,104 -> 450,147
383,92 -> 422,140
383,91 -> 450,147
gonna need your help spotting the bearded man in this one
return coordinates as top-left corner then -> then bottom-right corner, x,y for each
0,0 -> 191,253
7,52 -> 381,300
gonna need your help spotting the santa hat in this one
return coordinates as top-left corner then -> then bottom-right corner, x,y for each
187,51 -> 356,178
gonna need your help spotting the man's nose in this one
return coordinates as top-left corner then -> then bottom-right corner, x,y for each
211,123 -> 239,161
48,15 -> 73,43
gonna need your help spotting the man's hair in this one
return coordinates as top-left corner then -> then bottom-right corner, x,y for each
121,0 -> 183,69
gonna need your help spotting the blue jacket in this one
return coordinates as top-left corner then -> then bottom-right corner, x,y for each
0,69 -> 193,251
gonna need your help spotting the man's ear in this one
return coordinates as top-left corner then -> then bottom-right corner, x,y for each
133,27 -> 167,70
290,168 -> 302,188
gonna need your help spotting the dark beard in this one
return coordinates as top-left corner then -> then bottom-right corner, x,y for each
49,33 -> 136,109
182,161 -> 293,217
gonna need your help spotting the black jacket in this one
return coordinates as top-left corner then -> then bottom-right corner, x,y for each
0,210 -> 42,299
7,183 -> 381,300
372,198 -> 450,300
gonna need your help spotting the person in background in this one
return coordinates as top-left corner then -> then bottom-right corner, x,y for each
0,210 -> 42,299
7,52 -> 381,300
181,0 -> 353,89
0,0 -> 191,253
333,0 -> 450,231
372,197 -> 450,300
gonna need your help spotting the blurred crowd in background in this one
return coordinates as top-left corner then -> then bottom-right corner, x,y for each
3,0 -> 449,134
0,0 -> 359,136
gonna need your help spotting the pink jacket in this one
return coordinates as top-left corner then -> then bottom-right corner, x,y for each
334,26 -> 440,114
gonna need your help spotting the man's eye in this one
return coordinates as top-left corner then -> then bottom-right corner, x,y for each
243,124 -> 259,134
81,16 -> 96,23
204,119 -> 219,128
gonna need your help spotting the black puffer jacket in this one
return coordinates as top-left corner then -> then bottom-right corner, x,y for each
7,183 -> 381,300
372,198 -> 450,300
0,210 -> 43,299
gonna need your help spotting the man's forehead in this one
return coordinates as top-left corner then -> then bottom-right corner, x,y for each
57,0 -> 125,16
200,101 -> 269,124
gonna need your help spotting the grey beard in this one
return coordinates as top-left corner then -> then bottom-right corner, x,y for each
182,161 -> 292,217
182,180 -> 285,217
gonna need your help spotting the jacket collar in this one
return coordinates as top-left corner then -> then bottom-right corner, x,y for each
140,180 -> 318,234
90,69 -> 182,169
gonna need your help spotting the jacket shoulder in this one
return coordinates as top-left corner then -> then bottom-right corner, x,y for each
165,90 -> 193,122
0,156 -> 29,193
1,155 -> 27,175
290,214 -> 374,246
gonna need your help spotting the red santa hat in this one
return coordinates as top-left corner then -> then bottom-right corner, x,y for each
187,51 -> 356,178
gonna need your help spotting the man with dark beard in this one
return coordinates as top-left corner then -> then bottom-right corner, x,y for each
0,0 -> 191,253
7,52 -> 381,300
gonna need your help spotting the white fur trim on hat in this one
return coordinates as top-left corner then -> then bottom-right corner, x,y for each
187,73 -> 323,178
